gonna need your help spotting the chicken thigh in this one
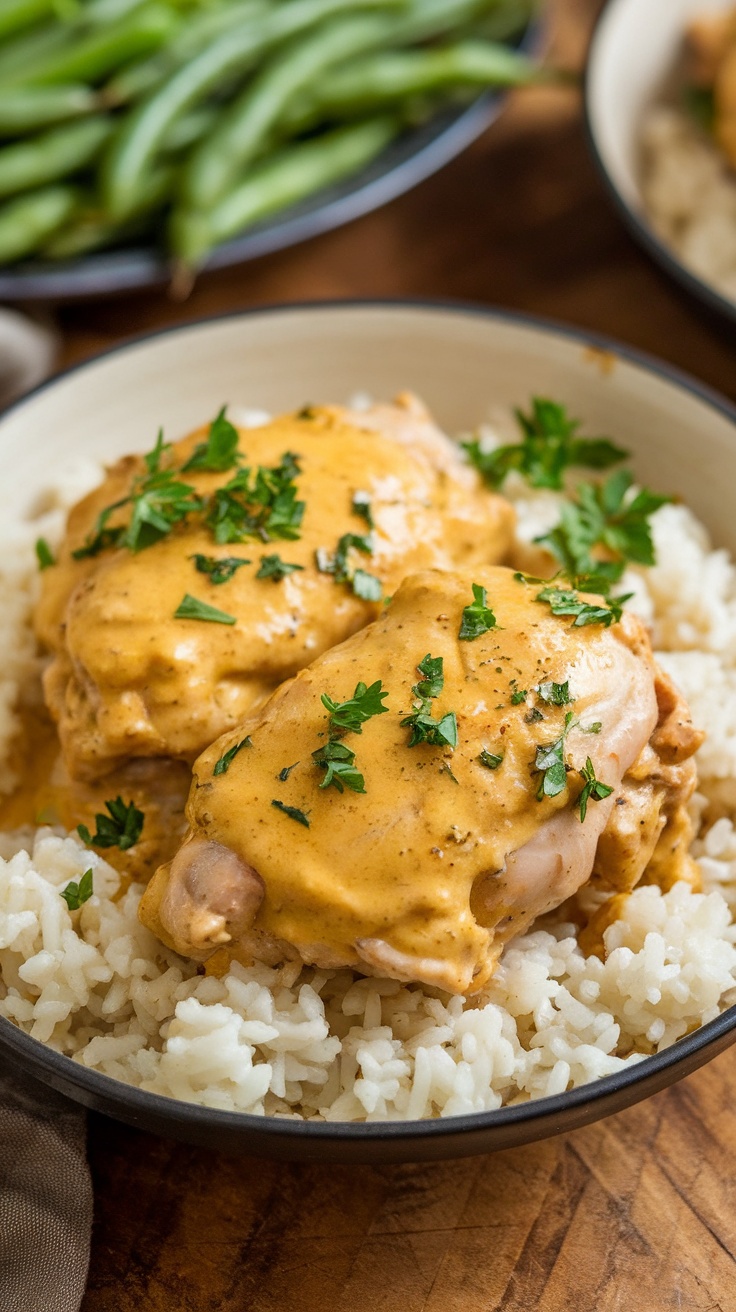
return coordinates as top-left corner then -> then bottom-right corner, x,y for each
36,396 -> 513,781
140,566 -> 701,994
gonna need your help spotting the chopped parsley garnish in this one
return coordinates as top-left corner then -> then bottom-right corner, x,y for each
585,721 -> 602,734
77,798 -> 144,851
317,531 -> 382,601
534,584 -> 625,628
312,739 -> 366,794
206,452 -> 304,544
578,757 -> 614,822
213,736 -> 252,776
533,711 -> 576,801
321,680 -> 389,735
60,868 -> 94,911
458,583 -> 497,641
510,689 -> 527,705
525,707 -> 544,724
256,554 -> 304,581
73,432 -> 203,559
35,537 -> 55,570
174,594 -> 236,624
352,569 -> 382,601
182,406 -> 240,473
479,749 -> 503,770
271,799 -> 310,827
463,398 -> 628,491
352,490 -> 374,528
537,470 -> 670,583
537,680 -> 572,706
401,654 -> 458,750
278,762 -> 299,781
192,553 -> 250,584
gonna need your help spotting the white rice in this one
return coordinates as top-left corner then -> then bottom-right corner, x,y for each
1,428 -> 736,1120
640,104 -> 736,305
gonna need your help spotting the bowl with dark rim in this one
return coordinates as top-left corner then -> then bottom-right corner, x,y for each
585,0 -> 736,328
1,299 -> 735,1163
0,12 -> 541,305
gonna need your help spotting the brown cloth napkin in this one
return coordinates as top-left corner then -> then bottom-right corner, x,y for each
0,312 -> 92,1311
0,1063 -> 92,1312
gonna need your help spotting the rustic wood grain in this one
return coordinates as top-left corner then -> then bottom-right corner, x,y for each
36,0 -> 736,1305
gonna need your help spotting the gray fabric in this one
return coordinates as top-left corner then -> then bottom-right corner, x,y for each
0,1062 -> 92,1312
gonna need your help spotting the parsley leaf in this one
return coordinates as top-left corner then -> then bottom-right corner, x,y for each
578,756 -> 614,822
535,584 -> 625,628
401,654 -> 458,749
206,452 -> 304,544
121,470 -> 204,553
213,736 -> 252,776
317,532 -> 381,601
479,749 -> 503,770
256,554 -> 304,581
35,537 -> 55,570
321,680 -> 389,735
533,711 -> 576,801
537,471 -> 670,581
192,553 -> 250,584
458,583 -> 497,641
77,798 -> 143,851
72,500 -> 127,559
143,428 -> 172,476
537,680 -> 572,706
352,490 -> 374,528
352,568 -> 382,601
463,398 -> 628,491
278,762 -> 299,781
60,868 -> 94,911
174,594 -> 236,624
271,798 -> 310,827
182,406 -> 240,473
510,688 -> 527,705
312,739 -> 366,794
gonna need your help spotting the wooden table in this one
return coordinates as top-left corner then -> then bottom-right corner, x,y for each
47,0 -> 736,1305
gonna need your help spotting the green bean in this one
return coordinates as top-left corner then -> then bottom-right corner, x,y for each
283,39 -> 540,131
181,0 -> 504,210
0,0 -> 56,43
7,2 -> 180,86
160,103 -> 218,153
0,18 -> 74,81
0,182 -> 78,261
0,115 -> 111,198
182,12 -> 405,211
170,114 -> 398,270
102,0 -> 406,219
104,0 -> 271,105
43,168 -> 172,256
0,84 -> 98,134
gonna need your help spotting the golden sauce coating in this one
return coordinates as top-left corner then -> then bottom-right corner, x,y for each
140,567 -> 700,995
35,397 -> 514,782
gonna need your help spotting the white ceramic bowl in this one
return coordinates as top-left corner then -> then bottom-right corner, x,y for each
585,0 -> 736,324
2,301 -> 736,1162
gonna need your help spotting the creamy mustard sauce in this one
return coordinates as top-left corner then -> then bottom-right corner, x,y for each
141,566 -> 692,995
36,404 -> 513,782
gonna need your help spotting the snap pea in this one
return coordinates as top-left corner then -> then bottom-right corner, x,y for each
283,39 -> 541,131
0,84 -> 98,134
6,1 -> 179,86
102,0 -> 406,220
170,114 -> 398,269
0,115 -> 111,199
0,183 -> 77,261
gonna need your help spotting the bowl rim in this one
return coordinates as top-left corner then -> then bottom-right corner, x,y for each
583,0 -> 736,328
2,294 -> 736,1145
